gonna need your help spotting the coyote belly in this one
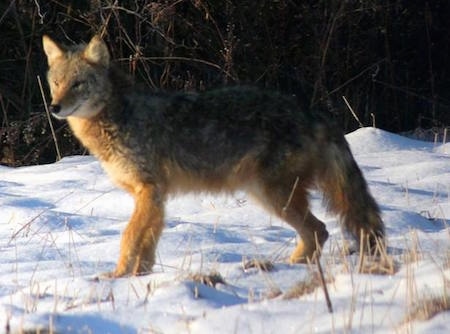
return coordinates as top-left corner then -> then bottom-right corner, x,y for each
43,35 -> 385,277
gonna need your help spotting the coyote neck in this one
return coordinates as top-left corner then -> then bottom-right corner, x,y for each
67,113 -> 119,162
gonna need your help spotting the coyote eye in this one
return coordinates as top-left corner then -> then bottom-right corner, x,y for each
71,80 -> 85,89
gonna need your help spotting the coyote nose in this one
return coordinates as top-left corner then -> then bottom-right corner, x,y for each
49,104 -> 61,114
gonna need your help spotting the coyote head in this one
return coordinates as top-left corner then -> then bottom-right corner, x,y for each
42,35 -> 112,119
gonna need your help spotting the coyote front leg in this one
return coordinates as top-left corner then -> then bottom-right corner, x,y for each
113,184 -> 164,277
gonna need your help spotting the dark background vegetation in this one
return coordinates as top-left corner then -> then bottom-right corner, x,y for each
1,0 -> 449,166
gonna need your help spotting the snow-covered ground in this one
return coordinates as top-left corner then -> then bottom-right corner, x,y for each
0,127 -> 449,333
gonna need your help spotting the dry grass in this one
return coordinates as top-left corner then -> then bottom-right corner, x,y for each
282,271 -> 334,300
190,271 -> 226,288
7,229 -> 450,333
4,184 -> 449,333
242,258 -> 275,272
403,292 -> 450,324
357,232 -> 399,275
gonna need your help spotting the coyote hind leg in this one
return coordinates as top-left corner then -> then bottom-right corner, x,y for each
251,179 -> 329,264
288,210 -> 329,264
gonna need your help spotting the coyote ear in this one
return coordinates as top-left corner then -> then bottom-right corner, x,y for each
83,35 -> 110,67
42,35 -> 64,66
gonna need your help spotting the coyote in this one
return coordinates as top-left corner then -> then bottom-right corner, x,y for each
42,35 -> 385,277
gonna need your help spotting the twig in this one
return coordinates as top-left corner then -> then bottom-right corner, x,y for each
315,233 -> 333,313
357,229 -> 366,274
136,56 -> 238,82
342,96 -> 364,128
37,75 -> 61,161
327,59 -> 386,97
99,0 -> 117,38
8,191 -> 74,244
310,2 -> 345,108
33,0 -> 45,24
316,257 -> 333,313
282,177 -> 299,217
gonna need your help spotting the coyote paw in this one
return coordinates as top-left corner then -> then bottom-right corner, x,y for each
289,242 -> 308,264
91,271 -> 121,281
289,241 -> 320,264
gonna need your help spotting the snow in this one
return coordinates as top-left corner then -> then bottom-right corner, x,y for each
1,127 -> 449,333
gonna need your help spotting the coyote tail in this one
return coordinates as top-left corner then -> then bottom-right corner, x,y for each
319,131 -> 384,249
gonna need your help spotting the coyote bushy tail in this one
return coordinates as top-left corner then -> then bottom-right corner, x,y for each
318,128 -> 384,249
42,34 -> 385,277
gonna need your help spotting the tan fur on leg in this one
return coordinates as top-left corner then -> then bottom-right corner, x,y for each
113,185 -> 164,277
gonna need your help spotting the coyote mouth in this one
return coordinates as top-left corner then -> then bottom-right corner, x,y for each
52,104 -> 81,119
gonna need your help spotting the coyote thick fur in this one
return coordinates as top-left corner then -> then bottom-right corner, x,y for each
42,35 -> 385,277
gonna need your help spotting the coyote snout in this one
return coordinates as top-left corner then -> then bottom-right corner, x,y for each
43,35 -> 385,278
48,104 -> 61,115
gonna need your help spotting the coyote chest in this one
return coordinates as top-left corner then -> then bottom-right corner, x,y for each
67,115 -> 144,193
